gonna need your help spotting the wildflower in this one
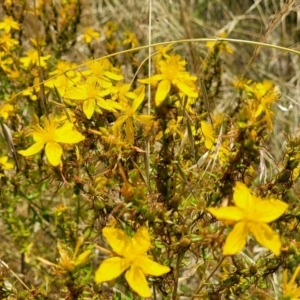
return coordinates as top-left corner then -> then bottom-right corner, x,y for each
0,16 -> 20,33
65,80 -> 121,119
245,80 -> 279,131
0,103 -> 14,120
18,119 -> 85,166
20,49 -> 51,68
201,121 -> 230,164
6,66 -> 20,79
85,58 -> 124,88
22,87 -> 38,101
123,31 -> 139,48
0,32 -> 18,51
95,226 -> 170,298
207,182 -> 288,256
38,237 -> 92,275
0,155 -> 13,177
154,44 -> 173,63
282,266 -> 300,300
104,21 -> 118,39
0,51 -> 13,71
112,85 -> 154,142
4,0 -> 12,8
22,77 -> 42,101
201,121 -> 215,150
83,27 -> 100,44
232,76 -> 249,90
49,60 -> 77,77
206,32 -> 233,54
110,82 -> 136,105
139,54 -> 198,107
89,126 -> 125,150
163,116 -> 184,139
0,156 -> 13,170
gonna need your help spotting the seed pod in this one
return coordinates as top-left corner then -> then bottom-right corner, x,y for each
179,236 -> 191,248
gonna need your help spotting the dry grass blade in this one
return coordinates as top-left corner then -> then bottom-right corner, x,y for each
1,123 -> 19,172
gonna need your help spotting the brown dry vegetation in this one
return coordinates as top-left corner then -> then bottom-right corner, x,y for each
1,1 -> 300,299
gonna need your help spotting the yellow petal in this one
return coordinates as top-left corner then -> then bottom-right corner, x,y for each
125,118 -> 134,142
102,227 -> 131,256
249,222 -> 282,256
155,79 -> 170,106
105,100 -> 123,111
45,142 -> 63,166
207,207 -> 244,222
65,85 -> 88,100
95,257 -> 128,283
132,227 -> 151,255
2,161 -> 13,170
112,115 -> 128,134
0,156 -> 13,169
74,250 -> 92,267
201,121 -> 214,150
104,71 -> 124,81
233,182 -> 254,210
96,98 -> 117,112
55,122 -> 85,144
125,265 -> 151,298
255,104 -> 264,118
138,74 -> 164,84
135,115 -> 154,126
0,156 -> 8,164
254,198 -> 288,223
18,142 -> 44,157
223,222 -> 248,255
132,85 -> 145,112
176,80 -> 198,98
134,255 -> 170,276
83,99 -> 95,119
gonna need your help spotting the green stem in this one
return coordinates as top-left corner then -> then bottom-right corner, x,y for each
172,254 -> 181,300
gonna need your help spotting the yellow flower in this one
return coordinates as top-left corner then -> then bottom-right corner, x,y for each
201,121 -> 230,164
0,156 -> 13,170
89,126 -> 125,150
232,76 -> 249,90
110,82 -> 136,105
282,267 -> 300,300
4,0 -> 12,8
163,116 -> 184,139
65,80 -> 121,119
22,87 -> 38,101
123,31 -> 139,48
6,67 -> 20,79
244,80 -> 278,131
112,85 -> 154,142
0,16 -> 20,33
49,60 -> 77,77
38,237 -> 92,275
206,32 -> 233,54
85,58 -> 124,88
45,74 -> 69,98
20,49 -> 51,68
0,32 -> 18,51
139,54 -> 198,106
154,44 -> 172,63
95,227 -> 170,298
207,182 -> 288,256
0,51 -> 13,71
83,27 -> 100,44
201,121 -> 215,149
18,119 -> 85,166
0,103 -> 14,120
